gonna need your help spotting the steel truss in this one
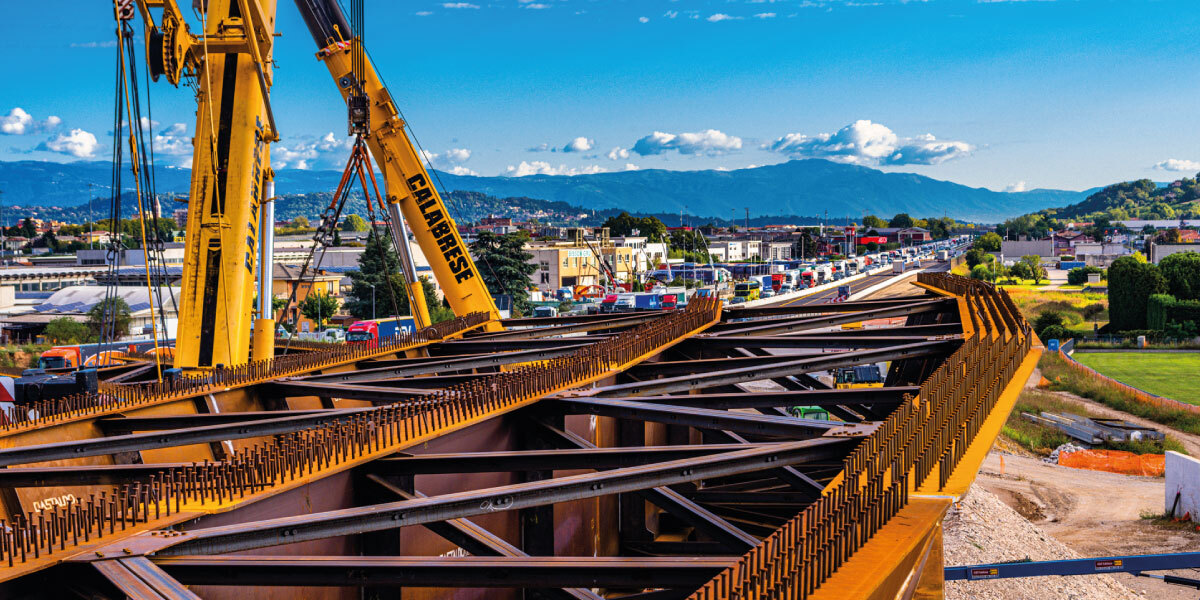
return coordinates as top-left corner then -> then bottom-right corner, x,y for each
0,279 -> 1026,600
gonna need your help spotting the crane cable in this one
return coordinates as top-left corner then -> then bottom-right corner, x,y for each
116,19 -> 163,380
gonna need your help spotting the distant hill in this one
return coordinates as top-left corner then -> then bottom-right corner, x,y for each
0,158 -> 1091,223
1038,178 -> 1199,221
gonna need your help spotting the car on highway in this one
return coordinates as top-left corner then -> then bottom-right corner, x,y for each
728,296 -> 746,305
779,285 -> 794,294
761,289 -> 776,298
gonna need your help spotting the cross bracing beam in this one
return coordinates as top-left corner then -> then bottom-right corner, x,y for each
723,297 -> 938,319
613,388 -> 916,410
687,334 -> 958,350
529,420 -> 761,552
0,407 -> 376,466
151,556 -> 733,589
588,339 -> 955,396
96,409 -> 341,434
369,444 -> 773,474
151,438 -> 859,556
545,397 -> 847,438
94,557 -> 200,600
709,298 -> 954,336
427,337 -> 613,354
298,345 -> 587,384
368,475 -> 603,600
465,313 -> 660,340
263,381 -> 434,402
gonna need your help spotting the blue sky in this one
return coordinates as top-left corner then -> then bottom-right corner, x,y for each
3,0 -> 1200,192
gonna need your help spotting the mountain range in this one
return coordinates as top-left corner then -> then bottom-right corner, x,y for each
0,158 -> 1091,223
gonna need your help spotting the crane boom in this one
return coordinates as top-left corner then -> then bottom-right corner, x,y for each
134,0 -> 279,369
295,0 -> 503,329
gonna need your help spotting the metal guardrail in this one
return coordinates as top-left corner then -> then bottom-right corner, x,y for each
0,313 -> 491,434
0,298 -> 722,567
688,273 -> 1033,600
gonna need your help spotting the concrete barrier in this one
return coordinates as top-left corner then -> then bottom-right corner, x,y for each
1166,451 -> 1200,520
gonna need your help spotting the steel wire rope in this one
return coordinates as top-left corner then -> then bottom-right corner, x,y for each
334,0 -> 506,312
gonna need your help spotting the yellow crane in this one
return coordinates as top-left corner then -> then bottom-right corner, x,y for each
294,0 -> 503,331
128,0 -> 280,369
129,0 -> 502,371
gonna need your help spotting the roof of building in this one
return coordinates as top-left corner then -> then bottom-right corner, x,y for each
4,285 -> 181,321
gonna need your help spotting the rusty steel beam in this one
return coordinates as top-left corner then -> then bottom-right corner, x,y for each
153,438 -> 858,556
93,556 -> 200,600
589,339 -> 955,396
96,409 -> 341,434
688,334 -> 957,350
625,353 -> 841,379
620,388 -> 916,410
151,556 -> 732,589
724,297 -> 937,318
0,462 -> 192,487
263,381 -> 434,402
546,397 -> 843,438
0,407 -> 376,466
524,422 -> 761,552
369,444 -> 772,474
709,298 -> 954,336
466,313 -> 660,340
299,345 -> 588,384
428,337 -> 612,354
368,476 -> 603,600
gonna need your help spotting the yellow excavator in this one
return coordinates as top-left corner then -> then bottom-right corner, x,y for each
128,0 -> 503,371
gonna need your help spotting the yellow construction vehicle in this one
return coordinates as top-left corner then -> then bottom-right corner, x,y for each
295,0 -> 503,331
130,0 -> 280,368
834,365 -> 885,389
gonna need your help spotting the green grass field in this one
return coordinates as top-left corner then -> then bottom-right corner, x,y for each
1074,352 -> 1200,405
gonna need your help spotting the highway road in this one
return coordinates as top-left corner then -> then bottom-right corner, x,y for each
770,259 -> 951,307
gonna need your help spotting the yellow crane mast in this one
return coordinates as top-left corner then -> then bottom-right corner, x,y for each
131,0 -> 279,369
295,0 -> 504,330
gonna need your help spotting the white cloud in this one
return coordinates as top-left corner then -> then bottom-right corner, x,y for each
766,120 -> 973,166
639,16 -> 650,23
505,161 -> 608,177
622,163 -> 640,171
607,147 -> 630,160
416,11 -> 433,16
664,10 -> 679,18
562,137 -> 594,153
420,147 -> 474,174
524,3 -> 550,8
273,132 -> 354,169
707,13 -> 741,22
753,12 -> 777,19
147,122 -> 192,156
1,108 -> 60,135
632,129 -> 743,156
1153,159 -> 1200,172
1004,181 -> 1028,193
41,128 -> 99,158
442,2 -> 479,8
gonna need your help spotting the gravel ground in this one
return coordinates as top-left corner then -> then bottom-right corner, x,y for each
944,484 -> 1143,600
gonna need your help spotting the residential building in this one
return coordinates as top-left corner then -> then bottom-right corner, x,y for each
272,264 -> 344,333
765,242 -> 792,261
525,241 -> 634,293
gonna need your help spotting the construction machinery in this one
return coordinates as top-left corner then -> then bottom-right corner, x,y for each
0,4 -> 1045,600
295,0 -> 502,331
132,0 -> 279,370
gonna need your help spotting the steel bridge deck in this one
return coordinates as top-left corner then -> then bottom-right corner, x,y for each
0,276 -> 1037,599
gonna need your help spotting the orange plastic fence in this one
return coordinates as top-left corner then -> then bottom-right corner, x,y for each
1059,448 -> 1165,477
